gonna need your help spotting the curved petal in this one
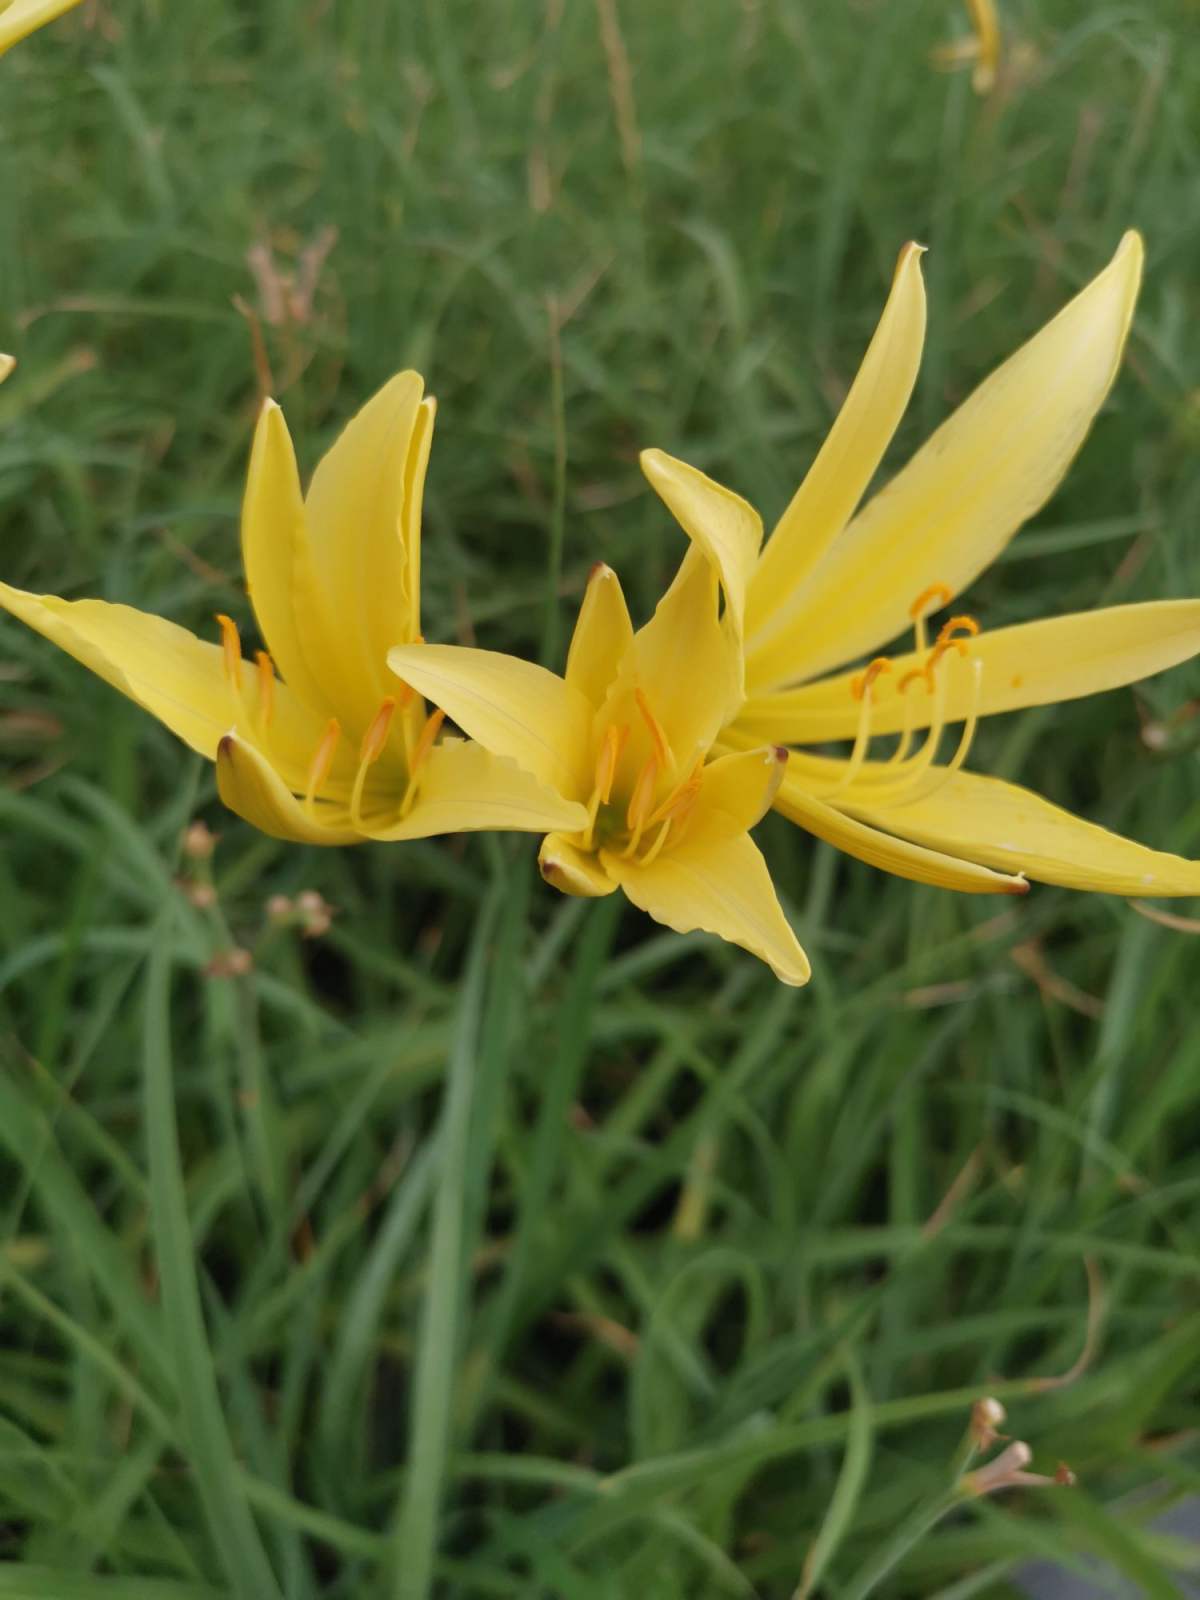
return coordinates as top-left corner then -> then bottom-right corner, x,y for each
216,734 -> 360,845
401,397 -> 436,640
0,582 -> 235,757
735,600 -> 1200,745
849,769 -> 1200,895
639,449 -> 762,642
303,371 -> 427,707
602,819 -> 810,986
364,740 -> 588,841
698,746 -> 788,834
538,832 -> 617,897
0,354 -> 14,383
387,642 -> 592,801
0,0 -> 83,54
745,241 -> 928,661
565,563 -> 633,709
750,231 -> 1145,690
241,399 -> 341,717
773,765 -> 1029,894
609,550 -> 742,773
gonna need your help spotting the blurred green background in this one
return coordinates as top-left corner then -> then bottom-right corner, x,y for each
2,1 -> 1200,1595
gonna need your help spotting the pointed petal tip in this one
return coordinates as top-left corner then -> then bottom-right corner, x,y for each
0,354 -> 15,384
894,240 -> 929,277
1008,874 -> 1031,896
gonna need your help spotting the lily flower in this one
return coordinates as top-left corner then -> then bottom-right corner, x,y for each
0,365 -> 586,846
639,231 -> 1200,900
0,0 -> 84,57
388,547 -> 811,985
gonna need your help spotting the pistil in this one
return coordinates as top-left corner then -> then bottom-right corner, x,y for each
304,718 -> 342,815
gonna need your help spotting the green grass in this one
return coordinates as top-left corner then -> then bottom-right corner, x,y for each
2,0 -> 1200,1595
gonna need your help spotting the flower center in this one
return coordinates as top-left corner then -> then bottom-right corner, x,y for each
581,691 -> 701,864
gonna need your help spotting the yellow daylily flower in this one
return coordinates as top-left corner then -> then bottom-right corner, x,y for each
640,231 -> 1200,900
0,0 -> 83,56
389,551 -> 811,986
0,366 -> 586,846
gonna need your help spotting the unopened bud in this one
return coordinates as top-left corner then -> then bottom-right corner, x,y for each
183,821 -> 217,861
205,947 -> 254,979
266,893 -> 294,925
963,1439 -> 1073,1497
184,881 -> 218,909
297,889 -> 334,938
971,1396 -> 1007,1450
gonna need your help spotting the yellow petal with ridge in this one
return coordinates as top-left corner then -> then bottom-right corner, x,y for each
0,0 -> 83,55
216,734 -> 360,844
365,741 -> 589,842
241,399 -> 340,718
639,448 -> 762,643
601,817 -> 810,986
0,582 -> 237,757
745,241 -> 927,659
401,398 -> 436,641
748,231 -> 1144,691
697,746 -> 788,834
735,599 -> 1200,745
565,563 -> 633,709
303,370 -> 426,707
774,766 -> 1029,894
387,642 -> 592,801
848,769 -> 1200,895
539,832 -> 617,897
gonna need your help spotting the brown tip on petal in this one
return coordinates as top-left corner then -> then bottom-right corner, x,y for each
772,745 -> 789,763
217,734 -> 236,759
589,561 -> 614,581
1008,875 -> 1031,897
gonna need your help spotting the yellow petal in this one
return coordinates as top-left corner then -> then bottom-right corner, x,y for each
303,370 -> 427,707
216,734 -> 360,845
0,582 -> 236,757
745,241 -> 927,669
639,449 -> 762,642
736,600 -> 1200,745
538,832 -> 617,897
0,0 -> 83,55
601,818 -> 810,986
773,764 -> 1029,894
241,399 -> 340,718
749,231 -> 1145,690
0,354 -> 14,383
848,769 -> 1200,895
365,740 -> 589,842
387,642 -> 592,801
608,549 -> 742,771
565,563 -> 633,708
401,398 -> 437,641
698,745 -> 788,834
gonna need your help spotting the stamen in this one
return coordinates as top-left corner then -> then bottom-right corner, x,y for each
304,718 -> 342,814
646,764 -> 702,829
842,660 -> 951,806
409,708 -> 445,779
255,650 -> 275,729
885,674 -> 918,765
899,659 -> 983,807
594,723 -> 630,805
908,582 -> 953,621
622,756 -> 659,857
824,667 -> 889,800
350,698 -> 397,826
908,583 -> 953,656
636,817 -> 675,868
215,613 -> 243,690
930,614 -> 980,667
850,657 -> 892,702
635,689 -> 673,772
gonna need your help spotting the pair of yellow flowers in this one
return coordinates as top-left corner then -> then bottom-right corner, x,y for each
5,232 -> 1200,985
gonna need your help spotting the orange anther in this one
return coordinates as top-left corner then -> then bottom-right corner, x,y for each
305,718 -> 342,809
409,708 -> 445,779
634,688 -> 671,769
255,650 -> 275,727
359,697 -> 397,766
908,583 -> 953,621
898,665 -> 935,694
215,613 -> 242,688
850,657 -> 893,701
594,722 -> 629,805
938,614 -> 980,642
626,756 -> 660,835
394,678 -> 416,710
647,766 -> 702,829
